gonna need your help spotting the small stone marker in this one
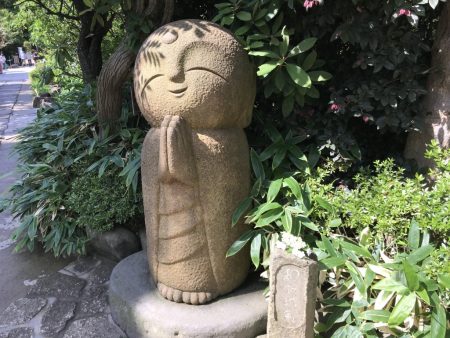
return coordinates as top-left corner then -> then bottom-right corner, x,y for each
267,248 -> 318,338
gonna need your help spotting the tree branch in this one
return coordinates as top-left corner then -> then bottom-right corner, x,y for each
21,0 -> 79,20
161,0 -> 174,25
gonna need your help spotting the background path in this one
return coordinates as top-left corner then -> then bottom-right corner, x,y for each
0,68 -> 125,338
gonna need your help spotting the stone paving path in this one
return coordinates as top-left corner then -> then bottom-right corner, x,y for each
0,68 -> 127,338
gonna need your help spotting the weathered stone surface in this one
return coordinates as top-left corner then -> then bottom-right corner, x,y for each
27,273 -> 85,299
134,19 -> 256,304
88,227 -> 140,261
86,259 -> 116,285
63,315 -> 126,338
62,255 -> 100,276
0,327 -> 34,338
0,298 -> 46,327
40,300 -> 76,336
80,285 -> 109,316
138,228 -> 146,253
267,249 -> 318,338
109,251 -> 267,338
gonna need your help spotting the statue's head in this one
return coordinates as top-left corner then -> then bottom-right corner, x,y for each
134,20 -> 255,129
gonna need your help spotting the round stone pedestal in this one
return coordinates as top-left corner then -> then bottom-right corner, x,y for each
109,251 -> 268,338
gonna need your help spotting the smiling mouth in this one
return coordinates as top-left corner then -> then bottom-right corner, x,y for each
169,87 -> 187,96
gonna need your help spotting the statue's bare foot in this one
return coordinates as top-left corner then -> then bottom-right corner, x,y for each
157,282 -> 218,305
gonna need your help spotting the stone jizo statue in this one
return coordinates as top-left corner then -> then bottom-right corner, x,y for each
134,19 -> 256,305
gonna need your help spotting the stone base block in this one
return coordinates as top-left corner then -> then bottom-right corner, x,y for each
87,227 -> 141,261
109,251 -> 267,338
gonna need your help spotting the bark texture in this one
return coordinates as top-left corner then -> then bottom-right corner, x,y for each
96,0 -> 174,129
404,4 -> 450,167
73,0 -> 112,83
96,41 -> 135,126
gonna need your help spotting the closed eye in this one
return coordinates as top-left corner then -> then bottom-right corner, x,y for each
141,73 -> 163,96
186,67 -> 228,82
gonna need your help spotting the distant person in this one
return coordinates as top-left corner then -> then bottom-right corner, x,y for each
0,53 -> 5,74
32,51 -> 37,65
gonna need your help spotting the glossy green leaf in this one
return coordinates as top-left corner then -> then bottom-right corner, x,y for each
299,216 -> 319,231
407,244 -> 434,264
248,50 -> 279,58
340,240 -> 372,259
232,197 -> 252,226
280,26 -> 289,56
226,231 -> 254,257
250,177 -> 262,197
250,233 -> 262,268
286,64 -> 311,88
281,209 -> 293,233
315,196 -> 333,212
257,61 -> 278,76
321,235 -> 338,256
346,261 -> 366,293
328,218 -> 342,228
259,142 -> 280,161
234,24 -> 251,35
236,11 -> 252,21
430,302 -> 446,338
255,207 -> 283,227
272,147 -> 287,169
407,220 -> 420,250
250,202 -> 282,222
288,37 -> 317,57
250,149 -> 265,180
403,260 -> 419,291
309,71 -> 332,82
438,273 -> 450,289
360,310 -> 390,323
283,176 -> 301,199
302,51 -> 317,71
267,178 -> 283,202
320,256 -> 346,269
331,325 -> 363,338
373,278 -> 409,294
416,287 -> 431,305
388,293 -> 416,326
274,70 -> 285,91
302,184 -> 312,211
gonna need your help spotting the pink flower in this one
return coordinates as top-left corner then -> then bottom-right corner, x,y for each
303,0 -> 319,9
330,103 -> 341,111
398,9 -> 411,16
362,115 -> 370,123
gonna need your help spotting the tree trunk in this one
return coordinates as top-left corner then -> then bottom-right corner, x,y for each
95,0 -> 174,129
96,40 -> 135,127
73,0 -> 111,83
404,4 -> 450,167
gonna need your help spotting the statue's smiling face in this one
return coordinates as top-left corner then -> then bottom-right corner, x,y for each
134,20 -> 255,129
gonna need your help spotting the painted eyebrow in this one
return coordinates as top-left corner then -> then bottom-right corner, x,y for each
185,67 -> 228,82
141,73 -> 163,96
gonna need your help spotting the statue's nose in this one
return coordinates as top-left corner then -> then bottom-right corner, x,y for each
167,66 -> 185,83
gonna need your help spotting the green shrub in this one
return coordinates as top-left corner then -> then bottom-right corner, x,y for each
329,143 -> 449,245
66,168 -> 141,233
332,159 -> 424,241
315,224 -> 449,337
227,129 -> 449,337
30,63 -> 54,95
1,85 -> 145,256
215,0 -> 445,163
